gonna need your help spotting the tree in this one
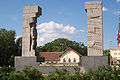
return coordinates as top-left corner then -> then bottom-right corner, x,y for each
15,37 -> 22,56
103,49 -> 110,65
36,38 -> 87,56
0,28 -> 17,66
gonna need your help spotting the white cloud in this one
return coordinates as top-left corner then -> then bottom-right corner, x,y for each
62,26 -> 76,34
79,29 -> 85,32
116,0 -> 120,2
39,37 -> 45,42
15,36 -> 21,41
37,21 -> 83,46
102,7 -> 108,11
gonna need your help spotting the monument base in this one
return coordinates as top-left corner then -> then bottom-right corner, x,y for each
15,56 -> 109,73
15,56 -> 39,71
81,56 -> 109,68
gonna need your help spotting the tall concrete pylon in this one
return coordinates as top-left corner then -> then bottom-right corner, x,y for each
85,1 -> 103,56
15,6 -> 42,71
22,6 -> 42,56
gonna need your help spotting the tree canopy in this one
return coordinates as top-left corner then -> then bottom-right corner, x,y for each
36,38 -> 87,56
103,49 -> 110,65
15,37 -> 22,56
0,28 -> 16,66
0,28 -> 22,66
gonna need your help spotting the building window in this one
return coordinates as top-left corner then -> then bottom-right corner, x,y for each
114,57 -> 117,60
46,61 -> 51,64
46,61 -> 49,64
111,61 -> 113,65
114,61 -> 117,64
119,53 -> 120,55
73,58 -> 76,62
51,61 -> 53,64
114,53 -> 117,55
63,58 -> 66,62
68,58 -> 71,62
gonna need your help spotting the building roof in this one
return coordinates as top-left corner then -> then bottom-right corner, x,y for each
41,52 -> 63,61
110,47 -> 120,50
60,48 -> 82,57
41,48 -> 82,61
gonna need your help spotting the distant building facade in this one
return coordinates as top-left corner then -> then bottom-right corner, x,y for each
110,48 -> 120,66
40,48 -> 82,66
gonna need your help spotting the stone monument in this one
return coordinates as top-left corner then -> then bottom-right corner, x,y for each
81,0 -> 108,71
85,1 -> 103,56
15,3 -> 108,73
22,6 -> 41,56
15,6 -> 42,71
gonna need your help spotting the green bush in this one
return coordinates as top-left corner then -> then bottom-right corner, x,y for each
45,67 -> 83,80
83,66 -> 120,80
71,67 -> 83,80
2,66 -> 120,80
21,67 -> 44,80
8,72 -> 25,80
8,67 -> 44,80
0,67 -> 44,80
44,69 -> 71,80
0,67 -> 15,80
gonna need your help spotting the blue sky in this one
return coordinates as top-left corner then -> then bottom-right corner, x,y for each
0,0 -> 120,49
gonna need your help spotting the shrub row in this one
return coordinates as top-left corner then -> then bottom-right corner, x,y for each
0,66 -> 120,80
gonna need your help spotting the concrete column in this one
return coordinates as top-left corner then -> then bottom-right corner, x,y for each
22,6 -> 42,56
85,1 -> 103,56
